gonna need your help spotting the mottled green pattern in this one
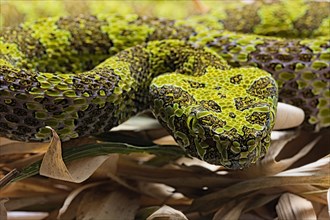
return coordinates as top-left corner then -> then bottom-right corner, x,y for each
151,66 -> 276,167
190,0 -> 330,38
0,1 -> 329,168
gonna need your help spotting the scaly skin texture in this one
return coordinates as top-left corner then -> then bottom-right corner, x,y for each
0,2 -> 329,168
205,0 -> 330,38
1,0 -> 329,37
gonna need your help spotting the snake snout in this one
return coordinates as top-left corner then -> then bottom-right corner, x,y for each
194,114 -> 266,169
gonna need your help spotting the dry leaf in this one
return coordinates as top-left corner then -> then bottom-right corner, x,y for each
4,154 -> 44,171
190,171 -> 328,212
241,130 -> 297,177
153,135 -> 177,145
4,194 -> 67,211
147,205 -> 188,220
243,194 -> 280,213
39,127 -> 72,180
111,114 -> 162,132
276,193 -> 316,220
58,181 -> 109,220
327,188 -> 330,217
91,154 -> 140,193
236,131 -> 322,178
277,155 -> 330,177
176,157 -> 221,172
92,154 -> 119,179
0,141 -> 48,155
62,156 -> 110,182
138,182 -> 176,199
76,189 -> 140,220
0,198 -> 8,220
39,127 -> 110,183
0,137 -> 20,146
315,202 -> 330,220
213,199 -> 249,220
239,213 -> 265,220
273,103 -> 305,130
1,179 -> 66,197
0,142 -> 48,156
7,211 -> 48,220
272,136 -> 322,172
283,185 -> 328,205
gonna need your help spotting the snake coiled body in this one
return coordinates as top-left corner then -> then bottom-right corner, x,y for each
0,1 -> 329,169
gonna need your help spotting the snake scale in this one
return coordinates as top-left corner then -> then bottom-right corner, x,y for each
0,1 -> 329,169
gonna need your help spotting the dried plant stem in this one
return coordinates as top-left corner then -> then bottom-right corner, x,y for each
0,143 -> 185,188
190,175 -> 329,212
0,169 -> 19,188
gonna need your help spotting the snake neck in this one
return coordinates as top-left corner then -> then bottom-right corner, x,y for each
100,40 -> 231,112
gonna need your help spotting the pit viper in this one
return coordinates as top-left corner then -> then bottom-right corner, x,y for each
0,1 -> 329,169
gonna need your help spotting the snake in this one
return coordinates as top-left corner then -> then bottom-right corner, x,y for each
0,0 -> 329,169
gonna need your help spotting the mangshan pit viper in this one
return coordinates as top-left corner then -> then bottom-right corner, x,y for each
0,1 -> 329,169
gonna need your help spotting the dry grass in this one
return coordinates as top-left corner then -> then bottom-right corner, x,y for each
1,116 -> 329,219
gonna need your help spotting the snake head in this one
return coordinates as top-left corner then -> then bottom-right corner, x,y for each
150,67 -> 278,169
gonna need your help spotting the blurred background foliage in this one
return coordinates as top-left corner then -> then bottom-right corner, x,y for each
0,0 -> 235,28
